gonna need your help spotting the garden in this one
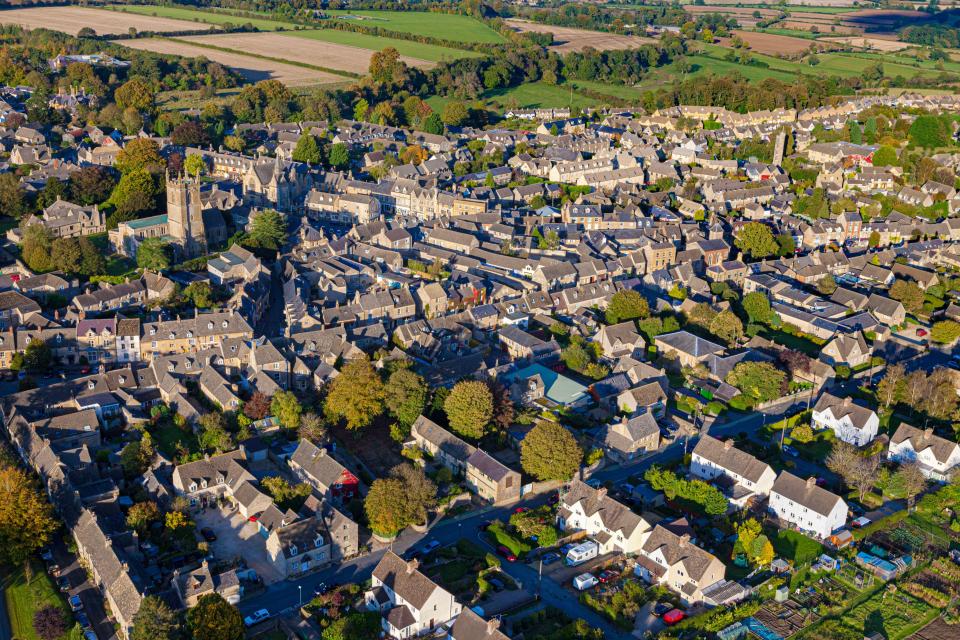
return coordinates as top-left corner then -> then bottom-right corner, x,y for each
769,529 -> 824,565
423,539 -> 516,605
3,562 -> 83,640
579,577 -> 651,630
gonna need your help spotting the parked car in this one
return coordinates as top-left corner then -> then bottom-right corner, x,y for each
541,552 -> 560,565
598,569 -> 619,584
513,507 -> 530,515
653,602 -> 673,617
57,576 -> 70,592
40,548 -> 54,562
663,609 -> 686,626
75,612 -> 91,630
200,528 -> 217,542
572,573 -> 598,591
852,516 -> 871,528
783,446 -> 799,458
916,328 -> 928,337
419,540 -> 441,555
243,609 -> 270,627
83,631 -> 97,640
497,545 -> 517,562
248,515 -> 259,522
69,595 -> 83,611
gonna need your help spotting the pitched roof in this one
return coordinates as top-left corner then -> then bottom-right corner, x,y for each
890,422 -> 960,466
813,392 -> 876,430
772,471 -> 844,517
692,434 -> 773,484
561,479 -> 648,538
641,524 -> 721,582
289,439 -> 349,489
372,551 -> 442,610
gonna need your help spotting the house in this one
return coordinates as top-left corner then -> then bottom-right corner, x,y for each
866,293 -> 905,327
288,439 -> 359,504
172,450 -> 256,508
888,423 -> 960,482
598,413 -> 661,461
812,393 -> 878,447
691,435 -> 776,507
173,561 -> 242,606
769,472 -> 847,539
593,321 -> 645,359
615,381 -> 667,417
498,325 -> 560,361
820,332 -> 870,369
634,524 -> 726,605
365,551 -> 462,639
654,331 -> 725,369
500,363 -> 589,409
557,480 -> 652,555
264,516 -> 332,578
449,609 -> 510,640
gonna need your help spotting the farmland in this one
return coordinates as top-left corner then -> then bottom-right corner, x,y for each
505,19 -> 657,53
0,5 -> 201,35
117,38 -> 346,86
323,9 -> 505,44
180,32 -> 435,74
284,29 -> 481,62
115,4 -> 302,31
725,29 -> 821,55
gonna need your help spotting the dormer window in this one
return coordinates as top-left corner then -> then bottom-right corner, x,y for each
83,425 -> 91,431
168,363 -> 175,371
168,333 -> 175,339
222,321 -> 228,328
315,536 -> 323,548
273,363 -> 280,370
186,331 -> 193,338
189,482 -> 197,492
289,544 -> 298,556
118,376 -> 126,384
87,381 -> 94,390
208,322 -> 214,330
216,475 -> 224,484
200,480 -> 208,488
150,328 -> 156,335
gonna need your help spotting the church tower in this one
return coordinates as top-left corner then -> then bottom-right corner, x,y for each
166,174 -> 207,260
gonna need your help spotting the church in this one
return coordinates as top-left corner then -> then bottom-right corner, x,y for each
110,174 -> 229,261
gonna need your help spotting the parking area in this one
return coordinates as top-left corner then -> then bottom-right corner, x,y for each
538,551 -> 622,587
194,507 -> 284,585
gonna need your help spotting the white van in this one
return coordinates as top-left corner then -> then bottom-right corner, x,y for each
573,572 -> 599,591
565,540 -> 599,566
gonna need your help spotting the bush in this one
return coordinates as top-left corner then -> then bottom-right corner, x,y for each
487,520 -> 532,558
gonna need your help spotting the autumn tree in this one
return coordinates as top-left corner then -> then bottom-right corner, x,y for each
271,390 -> 302,430
120,432 -> 155,477
827,442 -> 880,501
126,501 -> 161,534
444,380 -> 493,439
186,594 -> 244,640
33,605 -> 68,640
709,309 -> 744,346
292,133 -> 322,164
521,421 -> 582,482
184,154 -> 205,178
115,138 -> 163,175
726,361 -> 785,404
132,595 -> 182,640
243,391 -> 272,421
364,477 -> 407,537
816,275 -> 838,296
369,47 -> 403,84
261,476 -> 312,511
735,222 -> 778,259
197,412 -> 234,453
324,357 -> 385,430
299,411 -> 326,443
742,292 -> 773,325
889,279 -> 924,314
931,319 -> 960,344
734,518 -> 774,567
115,78 -> 154,112
0,463 -> 59,566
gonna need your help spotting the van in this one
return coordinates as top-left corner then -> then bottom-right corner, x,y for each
565,540 -> 599,566
573,573 -> 599,591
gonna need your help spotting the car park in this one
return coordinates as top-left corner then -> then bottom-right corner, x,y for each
243,609 -> 270,627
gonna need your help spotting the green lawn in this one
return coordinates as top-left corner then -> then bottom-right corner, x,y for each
770,529 -> 823,565
3,562 -> 83,640
568,79 -> 648,101
482,82 -> 598,110
285,29 -> 481,62
116,4 -> 295,31
324,9 -> 504,44
151,422 -> 200,458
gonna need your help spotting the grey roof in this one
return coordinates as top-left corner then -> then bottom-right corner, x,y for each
561,479 -> 648,538
373,551 -> 441,610
692,434 -> 773,484
289,439 -> 349,489
655,330 -> 725,357
890,423 -> 959,466
813,392 -> 875,430
772,471 -> 843,517
602,413 -> 659,453
411,415 -> 475,462
450,608 -> 510,640
640,524 -> 720,582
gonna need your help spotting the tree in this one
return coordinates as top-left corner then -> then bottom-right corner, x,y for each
115,138 -> 163,175
791,424 -> 814,443
321,612 -> 381,640
816,275 -> 838,296
108,168 -> 160,221
889,279 -> 924,314
605,290 -> 650,324
299,411 -> 326,443
423,112 -> 444,135
931,319 -> 960,344
392,463 -> 436,528
261,476 -> 311,511
126,501 -> 161,534
726,361 -> 785,404
165,510 -> 190,531
0,463 -> 59,566
324,357 -> 385,430
441,101 -> 469,127
909,115 -> 950,148
384,369 -> 428,430
183,281 -> 215,308
52,237 -> 82,274
243,391 -> 272,421
444,380 -> 494,439
20,223 -> 53,272
115,78 -> 154,112
868,230 -> 882,248
871,145 -> 898,167
0,172 -> 28,219
365,477 -> 407,537
120,434 -> 154,476
184,154 -> 205,178
742,292 -> 773,325
292,133 -> 322,164
369,47 -> 403,84
521,421 -> 582,482
876,363 -> 906,410
70,165 -> 116,205
247,209 -> 287,250
132,595 -> 182,640
79,236 -> 106,276
170,121 -> 209,147
353,98 -> 369,122
198,412 -> 234,453
186,594 -> 244,640
709,310 -> 744,345
271,390 -> 302,430
22,338 -> 51,372
33,605 -> 68,640
735,222 -> 778,259
892,461 -> 927,510
137,237 -> 171,271
328,143 -> 349,170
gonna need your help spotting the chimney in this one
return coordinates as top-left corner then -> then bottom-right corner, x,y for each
406,558 -> 419,574
807,476 -> 816,489
843,397 -> 852,406
679,533 -> 690,548
923,428 -> 934,440
724,439 -> 734,451
486,618 -> 500,635
596,486 -> 607,499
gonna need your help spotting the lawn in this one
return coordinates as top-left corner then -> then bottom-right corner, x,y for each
482,82 -> 598,110
151,421 -> 200,458
568,79 -> 647,102
285,29 -> 482,62
770,529 -> 823,565
117,4 -> 295,31
757,326 -> 824,357
486,521 -> 533,559
3,562 -> 82,640
324,9 -> 505,44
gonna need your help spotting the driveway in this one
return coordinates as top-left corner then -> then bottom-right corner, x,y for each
194,508 -> 284,585
633,601 -> 664,638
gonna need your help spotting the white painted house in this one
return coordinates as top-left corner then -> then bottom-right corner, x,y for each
365,551 -> 462,639
812,393 -> 878,447
690,435 -> 776,507
557,479 -> 652,555
888,423 -> 960,482
634,523 -> 727,605
769,472 -> 847,540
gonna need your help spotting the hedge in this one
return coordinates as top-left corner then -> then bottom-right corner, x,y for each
487,521 -> 533,558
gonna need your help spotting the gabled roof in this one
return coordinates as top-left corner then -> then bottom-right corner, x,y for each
561,479 -> 649,538
372,551 -> 443,610
692,434 -> 772,484
772,471 -> 844,517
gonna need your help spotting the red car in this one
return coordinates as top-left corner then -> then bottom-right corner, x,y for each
80,366 -> 90,374
248,515 -> 259,522
598,570 -> 619,584
916,328 -> 928,337
513,507 -> 530,515
663,609 -> 686,626
497,545 -> 517,562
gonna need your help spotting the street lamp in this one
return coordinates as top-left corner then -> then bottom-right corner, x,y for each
298,585 -> 302,608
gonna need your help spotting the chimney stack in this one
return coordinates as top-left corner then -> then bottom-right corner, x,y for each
406,558 -> 419,574
724,439 -> 734,451
923,428 -> 934,440
486,619 -> 500,635
679,533 -> 690,548
807,476 -> 816,489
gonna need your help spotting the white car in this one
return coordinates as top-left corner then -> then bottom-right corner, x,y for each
243,609 -> 270,627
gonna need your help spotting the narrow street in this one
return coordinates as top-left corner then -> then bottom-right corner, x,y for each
50,535 -> 116,640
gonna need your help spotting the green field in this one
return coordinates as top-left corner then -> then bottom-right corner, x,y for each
483,82 -> 599,110
285,29 -> 482,62
117,4 -> 296,31
324,9 -> 505,44
4,562 -> 83,640
569,79 -> 648,101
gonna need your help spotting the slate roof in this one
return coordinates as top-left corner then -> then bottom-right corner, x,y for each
373,551 -> 442,610
561,479 -> 648,538
890,423 -> 960,466
692,434 -> 772,484
813,393 -> 876,431
641,524 -> 720,582
290,439 -> 350,489
772,471 -> 843,517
